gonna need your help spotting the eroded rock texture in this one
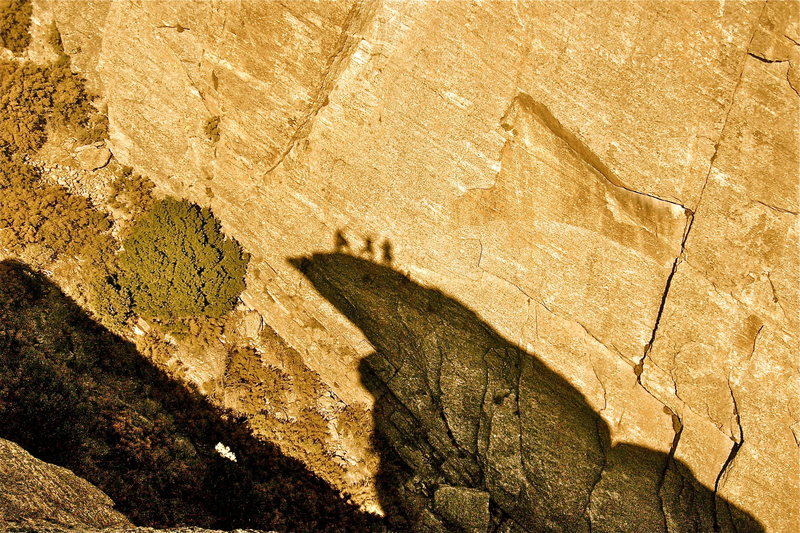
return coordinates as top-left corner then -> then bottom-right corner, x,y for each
0,438 -> 130,530
40,0 -> 799,530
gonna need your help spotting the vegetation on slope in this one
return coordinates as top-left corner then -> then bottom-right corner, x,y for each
0,3 -> 380,523
0,57 -> 107,156
118,198 -> 249,320
0,0 -> 31,53
0,155 -> 113,262
0,38 -> 111,265
0,260 -> 382,531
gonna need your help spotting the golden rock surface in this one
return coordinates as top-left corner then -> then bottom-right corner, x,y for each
43,0 -> 799,530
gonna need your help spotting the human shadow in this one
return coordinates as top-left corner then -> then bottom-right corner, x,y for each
291,252 -> 764,533
0,259 -> 383,532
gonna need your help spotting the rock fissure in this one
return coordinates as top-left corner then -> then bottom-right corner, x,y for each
713,382 -> 745,532
631,6 -> 764,447
746,325 -> 764,361
577,320 -> 630,366
262,0 -> 377,176
785,34 -> 800,46
766,271 -> 788,318
583,417 -> 610,533
657,411 -> 684,533
636,233 -> 687,385
746,51 -> 789,63
787,68 -> 800,97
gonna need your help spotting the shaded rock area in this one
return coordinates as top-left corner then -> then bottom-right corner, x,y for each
293,252 -> 765,533
0,438 -> 130,530
0,526 -> 269,533
434,486 -> 490,533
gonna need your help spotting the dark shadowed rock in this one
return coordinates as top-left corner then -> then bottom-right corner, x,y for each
292,252 -> 765,533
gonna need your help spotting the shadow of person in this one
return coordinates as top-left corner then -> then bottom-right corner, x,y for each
0,259 -> 382,532
290,252 -> 764,533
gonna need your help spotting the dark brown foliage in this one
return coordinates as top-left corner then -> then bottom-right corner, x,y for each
0,260 -> 384,531
0,57 -> 107,156
0,156 -> 113,260
108,168 -> 156,223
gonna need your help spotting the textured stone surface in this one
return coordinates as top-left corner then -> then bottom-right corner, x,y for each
294,252 -> 763,532
0,438 -> 130,530
74,142 -> 112,170
641,3 -> 800,531
42,0 -> 799,530
433,486 -> 489,533
0,526 -> 269,533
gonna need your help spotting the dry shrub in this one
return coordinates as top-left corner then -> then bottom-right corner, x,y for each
0,155 -> 113,260
0,57 -> 107,156
0,0 -> 31,53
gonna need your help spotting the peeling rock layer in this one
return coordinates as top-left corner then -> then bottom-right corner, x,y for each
44,0 -> 799,531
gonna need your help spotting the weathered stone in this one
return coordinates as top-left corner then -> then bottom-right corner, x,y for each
74,143 -> 112,170
0,438 -> 130,529
433,485 -> 489,533
293,252 -> 762,532
641,8 -> 800,531
42,0 -> 798,530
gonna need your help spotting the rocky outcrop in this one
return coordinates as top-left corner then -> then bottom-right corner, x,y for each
40,0 -> 798,530
294,252 -> 764,532
0,437 -> 130,530
74,142 -> 112,170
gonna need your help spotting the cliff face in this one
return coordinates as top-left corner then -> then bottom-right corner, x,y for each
42,0 -> 798,531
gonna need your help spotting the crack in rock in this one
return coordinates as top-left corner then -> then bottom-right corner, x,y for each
713,382 -> 745,532
657,409 -> 684,533
506,94 -> 687,209
747,51 -> 789,63
262,0 -> 377,175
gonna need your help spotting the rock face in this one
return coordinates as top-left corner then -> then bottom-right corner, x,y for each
0,438 -> 130,530
293,252 -> 763,532
43,0 -> 798,531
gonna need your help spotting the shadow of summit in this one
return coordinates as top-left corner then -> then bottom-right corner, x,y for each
291,252 -> 763,533
0,259 -> 382,532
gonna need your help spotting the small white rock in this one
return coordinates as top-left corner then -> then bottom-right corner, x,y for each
215,442 -> 237,462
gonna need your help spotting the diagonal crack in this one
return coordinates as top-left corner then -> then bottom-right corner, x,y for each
636,210 -> 695,383
656,409 -> 684,533
787,67 -> 800,98
713,381 -> 745,532
510,94 -> 687,209
262,0 -> 377,176
637,0 -> 768,386
583,417 -> 609,533
754,200 -> 800,215
747,51 -> 789,63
